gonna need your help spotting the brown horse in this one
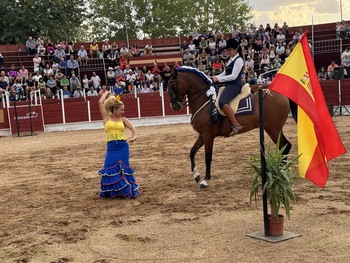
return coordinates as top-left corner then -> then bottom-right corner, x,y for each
168,67 -> 293,189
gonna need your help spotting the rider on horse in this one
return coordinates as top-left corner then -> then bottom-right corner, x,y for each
212,38 -> 244,136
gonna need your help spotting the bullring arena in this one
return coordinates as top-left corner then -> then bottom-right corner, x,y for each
0,112 -> 349,262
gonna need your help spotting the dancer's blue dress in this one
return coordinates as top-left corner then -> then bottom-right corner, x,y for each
98,119 -> 140,198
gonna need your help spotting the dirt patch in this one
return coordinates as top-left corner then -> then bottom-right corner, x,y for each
0,117 -> 349,262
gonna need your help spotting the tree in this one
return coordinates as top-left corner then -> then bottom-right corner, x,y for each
0,0 -> 86,44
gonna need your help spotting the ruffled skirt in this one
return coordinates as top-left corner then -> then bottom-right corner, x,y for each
98,140 -> 140,198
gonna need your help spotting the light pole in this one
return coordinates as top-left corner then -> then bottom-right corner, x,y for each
123,0 -> 129,48
340,0 -> 343,21
229,0 -> 233,37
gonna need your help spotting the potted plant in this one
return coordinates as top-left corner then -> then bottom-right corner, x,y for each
248,137 -> 300,236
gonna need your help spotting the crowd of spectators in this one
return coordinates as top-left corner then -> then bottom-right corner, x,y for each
1,21 -> 350,102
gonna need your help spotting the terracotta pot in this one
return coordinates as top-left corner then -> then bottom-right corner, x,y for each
268,214 -> 284,236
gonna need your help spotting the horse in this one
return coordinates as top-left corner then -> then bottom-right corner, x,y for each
168,67 -> 294,189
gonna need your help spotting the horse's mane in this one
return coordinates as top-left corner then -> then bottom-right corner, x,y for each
177,66 -> 212,86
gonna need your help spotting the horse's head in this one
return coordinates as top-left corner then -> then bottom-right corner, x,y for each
168,68 -> 185,111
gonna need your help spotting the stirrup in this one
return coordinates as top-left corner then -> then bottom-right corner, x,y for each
229,124 -> 244,136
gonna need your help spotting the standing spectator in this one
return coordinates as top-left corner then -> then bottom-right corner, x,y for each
341,46 -> 350,76
25,36 -> 37,56
90,72 -> 101,92
82,74 -> 90,93
327,60 -> 339,80
67,55 -> 79,77
77,45 -> 89,65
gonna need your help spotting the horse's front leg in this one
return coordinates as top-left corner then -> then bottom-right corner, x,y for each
190,135 -> 204,184
199,136 -> 214,189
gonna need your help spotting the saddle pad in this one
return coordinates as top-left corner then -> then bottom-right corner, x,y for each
215,83 -> 251,115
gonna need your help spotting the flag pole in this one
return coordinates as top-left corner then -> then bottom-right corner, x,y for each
258,84 -> 269,236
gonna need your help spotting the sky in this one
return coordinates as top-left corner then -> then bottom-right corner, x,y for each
248,0 -> 349,28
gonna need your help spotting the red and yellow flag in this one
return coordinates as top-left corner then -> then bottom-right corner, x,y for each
269,32 -> 346,188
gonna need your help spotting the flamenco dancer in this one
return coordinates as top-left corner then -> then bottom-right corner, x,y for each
98,91 -> 140,198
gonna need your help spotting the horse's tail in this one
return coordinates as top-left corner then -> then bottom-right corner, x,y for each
289,99 -> 298,123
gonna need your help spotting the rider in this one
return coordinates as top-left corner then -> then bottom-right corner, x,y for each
212,38 -> 244,136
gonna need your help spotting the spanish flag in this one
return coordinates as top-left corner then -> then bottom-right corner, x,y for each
269,32 -> 346,188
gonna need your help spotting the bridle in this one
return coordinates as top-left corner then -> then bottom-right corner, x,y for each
168,75 -> 209,111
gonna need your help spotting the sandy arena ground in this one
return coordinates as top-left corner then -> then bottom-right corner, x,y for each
0,116 -> 349,263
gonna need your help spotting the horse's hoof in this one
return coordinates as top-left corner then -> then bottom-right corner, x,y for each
194,175 -> 201,184
199,180 -> 208,189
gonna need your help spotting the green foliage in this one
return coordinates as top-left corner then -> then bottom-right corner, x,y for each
248,136 -> 300,219
0,0 -> 85,44
0,0 -> 253,44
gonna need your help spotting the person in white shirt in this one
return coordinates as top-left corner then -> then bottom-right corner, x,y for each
87,86 -> 98,96
90,72 -> 101,92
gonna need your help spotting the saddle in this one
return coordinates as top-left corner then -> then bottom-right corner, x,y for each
214,83 -> 251,116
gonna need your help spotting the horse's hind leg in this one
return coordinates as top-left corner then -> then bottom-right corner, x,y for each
190,135 -> 204,184
266,128 -> 292,156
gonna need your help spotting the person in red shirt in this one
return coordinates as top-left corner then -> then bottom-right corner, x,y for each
151,63 -> 161,83
211,59 -> 223,75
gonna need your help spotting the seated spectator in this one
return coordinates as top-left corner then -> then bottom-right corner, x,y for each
149,81 -> 158,92
87,86 -> 98,96
8,64 -> 19,85
144,42 -> 153,56
341,46 -> 350,76
77,45 -> 89,65
119,45 -> 129,57
327,60 -> 339,80
44,87 -> 55,99
46,75 -> 58,96
33,71 -> 43,83
46,38 -> 55,56
33,54 -> 42,73
43,63 -> 54,82
60,75 -> 70,93
276,30 -> 286,44
70,74 -> 81,94
105,67 -> 115,87
198,37 -> 208,54
151,63 -> 161,83
12,77 -> 24,98
198,49 -> 208,66
111,42 -> 119,57
0,76 -> 9,98
260,53 -> 270,71
131,43 -> 141,57
115,70 -> 126,88
246,67 -> 258,85
9,89 -> 20,101
208,38 -> 217,53
113,81 -> 124,95
67,55 -> 79,77
188,41 -> 197,55
180,40 -> 188,54
25,74 -> 36,97
245,56 -> 255,71
0,52 -> 4,68
144,70 -> 154,87
18,65 -> 29,85
318,66 -> 327,80
54,44 -> 66,63
102,41 -> 111,58
119,54 -> 128,70
66,40 -> 75,57
90,40 -> 99,58
276,42 -> 286,62
62,85 -> 71,98
58,57 -> 68,76
282,22 -> 289,36
26,36 -> 37,56
125,71 -> 136,92
211,59 -> 223,75
37,77 -> 46,95
73,87 -> 84,98
271,54 -> 282,70
98,85 -> 107,96
36,37 -> 46,55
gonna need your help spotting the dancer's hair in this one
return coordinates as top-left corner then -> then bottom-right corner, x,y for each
104,95 -> 123,115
